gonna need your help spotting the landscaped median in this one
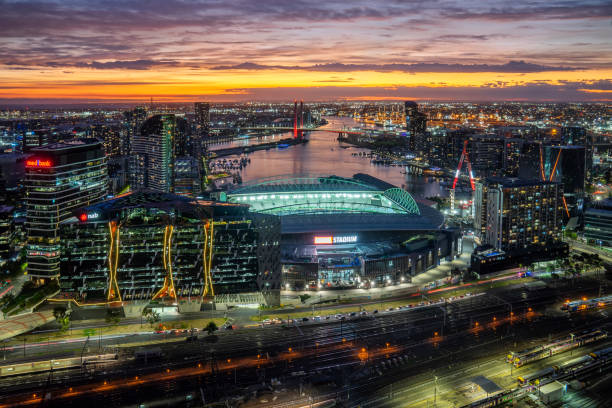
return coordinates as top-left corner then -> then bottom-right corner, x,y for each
5,317 -> 227,347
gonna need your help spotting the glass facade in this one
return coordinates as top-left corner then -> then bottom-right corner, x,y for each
59,192 -> 281,305
26,139 -> 107,278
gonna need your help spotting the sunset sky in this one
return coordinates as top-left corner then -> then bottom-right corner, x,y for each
1,0 -> 611,103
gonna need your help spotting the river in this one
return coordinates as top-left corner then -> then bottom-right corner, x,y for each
211,116 -> 447,199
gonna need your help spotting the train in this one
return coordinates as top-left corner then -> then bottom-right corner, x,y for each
510,329 -> 606,367
589,346 -> 612,360
561,295 -> 612,312
517,367 -> 555,386
468,345 -> 611,407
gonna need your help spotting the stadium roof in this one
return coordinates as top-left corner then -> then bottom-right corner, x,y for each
227,174 -> 445,232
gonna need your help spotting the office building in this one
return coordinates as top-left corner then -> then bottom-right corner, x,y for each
59,192 -> 281,313
25,139 -> 108,279
23,129 -> 56,152
174,157 -> 201,197
584,199 -> 612,247
0,206 -> 14,262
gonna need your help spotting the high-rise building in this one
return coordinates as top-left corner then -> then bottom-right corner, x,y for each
561,126 -> 593,179
122,107 -> 147,156
194,102 -> 210,137
174,156 -> 201,197
0,205 -> 15,261
404,101 -> 427,152
23,129 -> 56,152
502,138 -> 524,177
130,114 -> 189,193
472,177 -> 568,273
469,135 -> 505,178
483,178 -> 564,251
59,192 -> 281,313
547,145 -> 585,196
25,139 -> 108,279
88,124 -> 121,157
473,182 -> 489,245
518,141 -> 545,180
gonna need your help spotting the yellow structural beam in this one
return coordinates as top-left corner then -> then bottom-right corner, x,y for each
107,221 -> 122,302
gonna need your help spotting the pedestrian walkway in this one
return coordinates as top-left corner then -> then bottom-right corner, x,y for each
0,311 -> 55,341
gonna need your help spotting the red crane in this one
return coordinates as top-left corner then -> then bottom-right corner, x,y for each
451,140 -> 475,212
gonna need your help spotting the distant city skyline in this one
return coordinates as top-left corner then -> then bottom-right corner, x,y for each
1,0 -> 611,103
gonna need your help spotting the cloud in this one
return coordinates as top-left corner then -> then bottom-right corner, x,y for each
212,60 -> 581,73
217,79 -> 612,102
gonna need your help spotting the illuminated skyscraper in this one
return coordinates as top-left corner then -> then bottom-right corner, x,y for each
122,106 -> 147,156
194,102 -> 210,137
131,114 -> 188,193
25,139 -> 108,279
404,101 -> 427,153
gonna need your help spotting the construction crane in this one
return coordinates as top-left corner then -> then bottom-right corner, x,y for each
450,139 -> 475,212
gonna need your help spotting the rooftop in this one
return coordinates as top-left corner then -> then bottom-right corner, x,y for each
485,177 -> 560,188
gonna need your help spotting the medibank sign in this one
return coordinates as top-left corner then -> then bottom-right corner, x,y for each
26,159 -> 52,167
314,235 -> 357,245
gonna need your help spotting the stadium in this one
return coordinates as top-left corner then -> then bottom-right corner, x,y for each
225,173 -> 460,290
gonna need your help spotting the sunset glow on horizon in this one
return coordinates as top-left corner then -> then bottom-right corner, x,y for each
1,0 -> 611,103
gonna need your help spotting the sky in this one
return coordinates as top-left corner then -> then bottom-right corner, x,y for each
1,0 -> 611,103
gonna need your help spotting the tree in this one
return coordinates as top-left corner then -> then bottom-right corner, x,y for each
53,306 -> 71,332
205,321 -> 218,336
105,309 -> 121,326
142,309 -> 161,328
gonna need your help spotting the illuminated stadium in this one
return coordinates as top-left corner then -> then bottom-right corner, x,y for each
225,174 -> 460,290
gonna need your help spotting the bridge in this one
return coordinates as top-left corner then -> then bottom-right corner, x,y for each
210,126 -> 402,137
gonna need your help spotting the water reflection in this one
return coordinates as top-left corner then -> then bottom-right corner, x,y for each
218,116 -> 447,198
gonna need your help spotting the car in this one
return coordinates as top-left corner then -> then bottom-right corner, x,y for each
360,311 -> 367,316
386,307 -> 394,312
170,329 -> 179,335
372,309 -> 378,314
324,316 -> 331,320
154,330 -> 164,334
190,328 -> 199,333
349,312 -> 357,317
301,317 -> 309,322
313,316 -> 321,321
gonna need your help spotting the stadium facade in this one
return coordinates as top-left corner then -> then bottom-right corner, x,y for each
225,174 -> 460,290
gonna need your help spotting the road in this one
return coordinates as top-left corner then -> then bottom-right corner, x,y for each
0,280 -> 607,407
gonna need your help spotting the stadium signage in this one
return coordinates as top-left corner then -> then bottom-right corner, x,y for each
314,235 -> 357,244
